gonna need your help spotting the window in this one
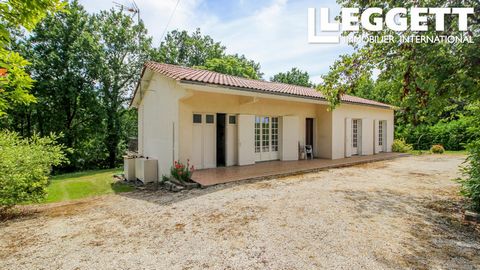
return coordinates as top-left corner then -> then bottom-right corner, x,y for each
193,114 -> 202,123
261,117 -> 270,152
255,116 -> 261,153
352,119 -> 358,148
271,117 -> 278,151
229,115 -> 236,124
206,114 -> 214,124
378,121 -> 383,146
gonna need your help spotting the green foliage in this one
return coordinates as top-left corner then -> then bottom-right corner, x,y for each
0,130 -> 67,210
392,138 -> 413,153
3,2 -> 150,171
94,8 -> 153,168
197,54 -> 262,79
318,0 -> 480,120
271,67 -> 312,87
430,144 -> 445,154
155,28 -> 225,67
155,28 -> 262,79
170,160 -> 195,183
0,0 -> 64,116
396,116 -> 477,151
457,140 -> 480,212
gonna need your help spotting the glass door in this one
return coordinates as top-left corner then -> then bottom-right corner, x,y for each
255,116 -> 279,161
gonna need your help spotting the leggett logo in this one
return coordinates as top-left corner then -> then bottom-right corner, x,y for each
308,7 -> 475,44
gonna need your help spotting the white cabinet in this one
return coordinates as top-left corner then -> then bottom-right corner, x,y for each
135,158 -> 158,183
123,156 -> 136,181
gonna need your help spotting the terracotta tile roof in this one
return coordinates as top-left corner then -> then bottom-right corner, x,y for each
141,61 -> 392,109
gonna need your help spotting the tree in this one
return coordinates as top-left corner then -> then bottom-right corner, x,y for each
155,29 -> 263,79
12,1 -> 104,170
155,28 -> 225,67
94,9 -> 153,168
318,1 -> 479,120
0,0 -> 64,116
197,54 -> 263,79
318,0 -> 480,210
271,67 -> 312,87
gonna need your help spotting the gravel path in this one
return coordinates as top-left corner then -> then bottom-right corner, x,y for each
1,154 -> 479,269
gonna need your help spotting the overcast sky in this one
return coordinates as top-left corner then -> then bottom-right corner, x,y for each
79,0 -> 353,84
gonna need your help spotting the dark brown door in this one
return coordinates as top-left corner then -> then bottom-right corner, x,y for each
306,118 -> 314,147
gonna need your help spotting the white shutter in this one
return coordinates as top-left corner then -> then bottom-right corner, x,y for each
237,115 -> 255,165
361,118 -> 373,155
345,118 -> 352,157
281,116 -> 299,161
374,119 -> 380,154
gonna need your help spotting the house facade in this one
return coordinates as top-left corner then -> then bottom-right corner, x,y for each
131,62 -> 394,178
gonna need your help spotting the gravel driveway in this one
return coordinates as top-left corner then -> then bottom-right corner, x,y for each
1,154 -> 479,269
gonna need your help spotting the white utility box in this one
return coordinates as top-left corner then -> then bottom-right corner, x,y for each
123,156 -> 136,181
135,158 -> 158,183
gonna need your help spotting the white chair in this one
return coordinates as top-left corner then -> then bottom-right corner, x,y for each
305,145 -> 313,160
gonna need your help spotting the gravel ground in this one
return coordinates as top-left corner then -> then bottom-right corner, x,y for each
1,154 -> 479,269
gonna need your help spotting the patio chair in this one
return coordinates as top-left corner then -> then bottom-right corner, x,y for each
305,145 -> 313,160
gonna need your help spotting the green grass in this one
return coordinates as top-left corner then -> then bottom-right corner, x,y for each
44,168 -> 134,203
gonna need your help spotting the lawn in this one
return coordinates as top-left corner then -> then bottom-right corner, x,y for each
45,168 -> 134,203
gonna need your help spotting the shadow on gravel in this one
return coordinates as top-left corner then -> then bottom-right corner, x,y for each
339,189 -> 480,269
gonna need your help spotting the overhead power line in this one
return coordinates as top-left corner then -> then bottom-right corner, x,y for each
159,0 -> 181,45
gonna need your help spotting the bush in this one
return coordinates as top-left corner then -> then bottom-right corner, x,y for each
396,116 -> 477,151
392,138 -> 413,153
0,130 -> 68,211
170,160 -> 195,183
457,140 -> 480,212
430,144 -> 445,154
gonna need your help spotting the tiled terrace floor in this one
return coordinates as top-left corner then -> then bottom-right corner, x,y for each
191,152 -> 408,186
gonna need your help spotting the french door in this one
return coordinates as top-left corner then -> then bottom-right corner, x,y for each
352,119 -> 361,155
255,116 -> 279,162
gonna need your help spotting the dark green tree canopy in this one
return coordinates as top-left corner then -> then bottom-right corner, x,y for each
271,67 -> 313,87
155,28 -> 225,67
154,28 -> 263,79
196,54 -> 263,79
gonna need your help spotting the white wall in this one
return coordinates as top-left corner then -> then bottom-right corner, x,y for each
137,73 -> 188,178
331,104 -> 394,159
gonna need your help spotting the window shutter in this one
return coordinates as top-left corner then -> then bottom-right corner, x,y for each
345,118 -> 352,157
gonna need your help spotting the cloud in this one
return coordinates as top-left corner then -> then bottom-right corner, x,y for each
79,0 -> 352,81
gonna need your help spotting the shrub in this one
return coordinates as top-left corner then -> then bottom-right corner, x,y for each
0,130 -> 68,211
457,140 -> 480,212
396,116 -> 477,151
430,144 -> 445,154
392,138 -> 413,153
170,160 -> 195,183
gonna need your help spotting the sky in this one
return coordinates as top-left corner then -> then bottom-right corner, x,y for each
79,0 -> 353,84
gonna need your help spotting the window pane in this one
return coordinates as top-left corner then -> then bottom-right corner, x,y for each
206,114 -> 214,124
193,114 -> 202,123
229,115 -> 236,124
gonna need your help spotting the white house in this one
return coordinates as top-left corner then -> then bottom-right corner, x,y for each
130,62 -> 394,178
